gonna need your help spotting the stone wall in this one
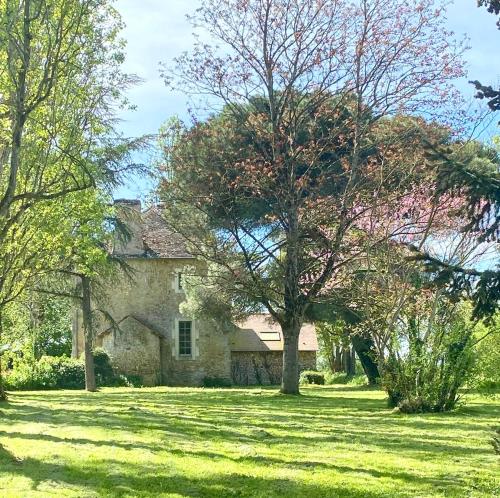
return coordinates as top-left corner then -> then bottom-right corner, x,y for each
74,257 -> 319,387
231,351 -> 317,385
96,317 -> 161,386
76,258 -> 232,386
160,322 -> 231,386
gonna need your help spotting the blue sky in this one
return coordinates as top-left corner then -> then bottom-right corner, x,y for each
114,0 -> 500,199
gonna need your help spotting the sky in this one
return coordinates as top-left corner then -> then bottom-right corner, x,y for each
114,0 -> 500,199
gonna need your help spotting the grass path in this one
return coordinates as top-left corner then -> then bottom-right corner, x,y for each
0,386 -> 498,497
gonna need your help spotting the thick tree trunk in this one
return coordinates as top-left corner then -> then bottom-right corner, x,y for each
351,334 -> 380,385
343,347 -> 356,376
351,347 -> 356,375
327,348 -> 336,374
281,327 -> 300,395
333,346 -> 343,372
81,276 -> 96,392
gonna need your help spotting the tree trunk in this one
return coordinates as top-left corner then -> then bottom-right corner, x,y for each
0,350 -> 5,401
343,347 -> 356,376
351,334 -> 380,385
0,362 -> 5,401
327,347 -> 336,374
351,347 -> 356,375
81,276 -> 96,392
0,312 -> 6,401
71,307 -> 80,358
333,346 -> 343,372
0,2 -> 30,218
281,327 -> 300,395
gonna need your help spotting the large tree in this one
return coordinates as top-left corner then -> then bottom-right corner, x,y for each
0,0 -> 144,399
0,0 -> 137,308
162,0 -> 466,394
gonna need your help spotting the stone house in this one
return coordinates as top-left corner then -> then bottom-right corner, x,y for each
73,200 -> 318,386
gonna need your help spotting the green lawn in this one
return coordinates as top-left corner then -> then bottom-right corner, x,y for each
0,386 -> 498,497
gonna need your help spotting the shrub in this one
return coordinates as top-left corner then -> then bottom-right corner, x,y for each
323,371 -> 369,386
122,374 -> 143,388
474,321 -> 500,393
396,397 -> 434,414
105,374 -> 143,388
383,315 -> 475,413
52,357 -> 86,389
4,356 -> 85,390
4,349 -> 141,391
299,370 -> 325,385
202,376 -> 232,388
92,348 -> 115,386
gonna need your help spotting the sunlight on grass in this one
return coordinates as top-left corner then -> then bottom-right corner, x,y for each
0,386 -> 498,497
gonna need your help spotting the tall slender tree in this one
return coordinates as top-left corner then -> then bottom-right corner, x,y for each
0,1 -> 145,399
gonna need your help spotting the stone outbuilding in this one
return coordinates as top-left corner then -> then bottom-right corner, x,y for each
231,315 -> 318,385
73,200 -> 318,386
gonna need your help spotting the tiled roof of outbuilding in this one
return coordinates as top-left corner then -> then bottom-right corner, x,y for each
230,314 -> 318,352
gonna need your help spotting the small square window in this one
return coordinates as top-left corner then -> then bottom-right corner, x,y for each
178,320 -> 192,357
175,271 -> 184,292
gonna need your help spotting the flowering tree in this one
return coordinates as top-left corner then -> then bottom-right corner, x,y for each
162,0 -> 466,394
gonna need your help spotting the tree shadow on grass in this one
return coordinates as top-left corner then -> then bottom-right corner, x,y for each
1,388 -> 497,497
1,398 -> 495,460
0,455 -> 389,498
0,441 -> 22,466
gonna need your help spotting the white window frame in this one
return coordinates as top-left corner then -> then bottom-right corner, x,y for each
172,318 -> 199,360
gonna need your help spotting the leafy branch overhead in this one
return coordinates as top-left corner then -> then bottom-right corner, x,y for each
403,1 -> 500,319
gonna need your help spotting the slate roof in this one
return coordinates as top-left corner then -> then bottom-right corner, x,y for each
113,200 -> 193,259
141,206 -> 193,259
230,314 -> 318,352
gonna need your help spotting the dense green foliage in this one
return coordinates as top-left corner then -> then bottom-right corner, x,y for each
299,371 -> 325,385
382,305 -> 477,412
3,350 -> 141,391
0,0 -> 146,398
474,320 -> 500,391
4,356 -> 84,391
1,294 -> 72,359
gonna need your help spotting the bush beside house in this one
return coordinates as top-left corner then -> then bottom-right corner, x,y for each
3,349 -> 142,391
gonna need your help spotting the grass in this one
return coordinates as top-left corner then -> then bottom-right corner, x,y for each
0,386 -> 498,497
